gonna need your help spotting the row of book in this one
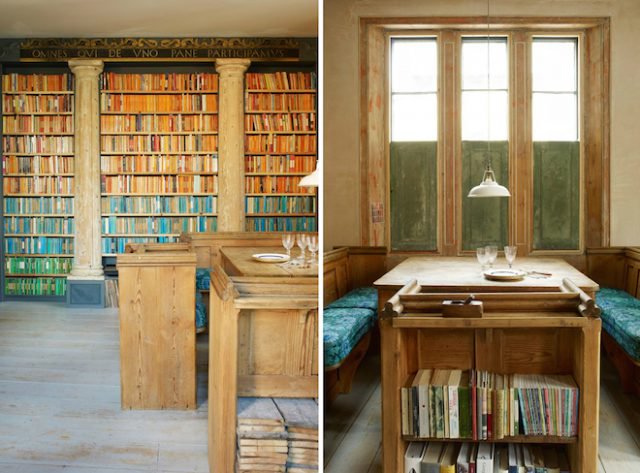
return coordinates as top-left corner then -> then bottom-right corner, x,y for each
101,72 -> 218,92
401,370 -> 579,440
245,113 -> 316,132
5,256 -> 72,275
245,216 -> 316,232
245,94 -> 316,112
245,176 -> 313,194
3,95 -> 73,114
101,154 -> 218,174
101,235 -> 180,254
5,217 -> 74,234
3,136 -> 73,154
245,72 -> 316,91
101,195 -> 216,214
3,115 -> 74,133
4,176 -> 73,194
245,196 -> 316,214
100,175 -> 217,194
101,216 -> 216,234
101,134 -> 217,153
100,94 -> 217,113
4,237 -> 74,255
5,277 -> 67,296
100,114 -> 218,133
2,73 -> 73,92
245,155 -> 317,174
4,155 -> 73,174
4,196 -> 73,214
245,135 -> 316,154
404,442 -> 571,473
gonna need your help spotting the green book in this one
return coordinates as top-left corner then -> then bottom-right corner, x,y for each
458,385 -> 471,439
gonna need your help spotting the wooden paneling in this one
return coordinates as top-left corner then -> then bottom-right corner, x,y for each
179,232 -> 283,268
347,246 -> 387,288
416,329 -> 474,369
461,141 -> 509,250
533,142 -> 581,250
389,142 -> 438,251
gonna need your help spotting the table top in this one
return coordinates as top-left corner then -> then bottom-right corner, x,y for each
220,246 -> 318,278
374,256 -> 599,292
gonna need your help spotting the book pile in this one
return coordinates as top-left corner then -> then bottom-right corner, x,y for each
401,369 -> 579,440
237,398 -> 288,473
236,398 -> 318,473
404,441 -> 572,473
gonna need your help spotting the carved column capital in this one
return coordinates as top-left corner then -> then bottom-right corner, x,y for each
215,59 -> 251,76
68,59 -> 104,77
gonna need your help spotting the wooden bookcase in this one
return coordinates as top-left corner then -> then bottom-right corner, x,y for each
244,71 -> 317,232
378,282 -> 601,473
99,70 -> 219,256
1,71 -> 74,298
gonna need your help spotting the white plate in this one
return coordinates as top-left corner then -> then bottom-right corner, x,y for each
483,268 -> 526,281
252,253 -> 290,263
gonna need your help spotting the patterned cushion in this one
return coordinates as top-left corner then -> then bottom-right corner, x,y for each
196,291 -> 207,330
597,288 -> 640,360
323,307 -> 377,368
196,268 -> 211,290
326,287 -> 378,311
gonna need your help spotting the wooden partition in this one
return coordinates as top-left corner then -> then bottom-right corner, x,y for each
180,232 -> 283,268
117,243 -> 197,409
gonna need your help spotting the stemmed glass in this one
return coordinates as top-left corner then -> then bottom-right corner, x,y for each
485,245 -> 498,269
476,247 -> 489,271
504,246 -> 517,269
281,233 -> 294,258
296,233 -> 308,262
307,235 -> 319,263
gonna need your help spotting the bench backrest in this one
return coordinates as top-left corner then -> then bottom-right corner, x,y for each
624,248 -> 640,299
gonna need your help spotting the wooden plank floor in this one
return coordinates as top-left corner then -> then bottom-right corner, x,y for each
0,302 -> 209,473
324,353 -> 640,473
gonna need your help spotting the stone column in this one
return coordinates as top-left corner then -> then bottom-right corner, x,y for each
215,59 -> 250,231
69,59 -> 104,279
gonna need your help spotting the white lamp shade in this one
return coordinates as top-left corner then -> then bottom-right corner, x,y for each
467,167 -> 510,198
298,168 -> 319,188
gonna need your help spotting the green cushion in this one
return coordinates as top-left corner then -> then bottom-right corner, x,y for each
326,287 -> 378,311
597,288 -> 640,360
323,307 -> 376,368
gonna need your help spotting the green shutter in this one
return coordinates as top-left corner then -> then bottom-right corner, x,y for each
461,141 -> 509,251
533,141 -> 580,250
390,141 -> 438,251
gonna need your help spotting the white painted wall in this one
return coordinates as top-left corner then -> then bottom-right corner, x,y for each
324,0 -> 640,249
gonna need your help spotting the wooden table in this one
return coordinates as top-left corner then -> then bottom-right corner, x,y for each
374,256 -> 601,473
208,245 -> 318,473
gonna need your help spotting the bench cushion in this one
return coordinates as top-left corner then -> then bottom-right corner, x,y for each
196,268 -> 211,290
325,287 -> 378,311
323,307 -> 377,368
596,288 -> 640,361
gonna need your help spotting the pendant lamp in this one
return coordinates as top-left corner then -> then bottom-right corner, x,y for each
467,0 -> 510,199
298,167 -> 319,187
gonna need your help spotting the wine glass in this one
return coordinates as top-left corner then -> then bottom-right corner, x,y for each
485,245 -> 498,269
307,235 -> 319,263
476,247 -> 488,270
504,245 -> 517,269
281,233 -> 294,257
296,233 -> 308,262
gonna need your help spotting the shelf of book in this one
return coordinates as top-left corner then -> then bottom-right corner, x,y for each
99,71 -> 219,254
244,71 -> 317,232
2,72 -> 75,298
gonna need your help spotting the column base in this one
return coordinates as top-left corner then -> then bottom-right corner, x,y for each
66,278 -> 105,308
69,269 -> 104,279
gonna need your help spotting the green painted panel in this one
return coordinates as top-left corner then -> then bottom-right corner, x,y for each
461,141 -> 509,251
533,141 -> 580,250
390,142 -> 438,251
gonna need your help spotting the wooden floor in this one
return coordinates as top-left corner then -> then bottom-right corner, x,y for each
0,302 -> 209,473
324,353 -> 640,473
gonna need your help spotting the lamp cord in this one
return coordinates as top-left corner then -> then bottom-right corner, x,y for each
486,0 -> 491,170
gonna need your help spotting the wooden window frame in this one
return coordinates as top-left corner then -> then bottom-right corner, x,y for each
360,17 -> 610,258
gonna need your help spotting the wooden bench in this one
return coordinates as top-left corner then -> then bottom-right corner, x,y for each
595,247 -> 640,396
323,246 -> 386,402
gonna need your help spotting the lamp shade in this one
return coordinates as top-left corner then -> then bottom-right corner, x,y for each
298,168 -> 319,188
467,166 -> 510,198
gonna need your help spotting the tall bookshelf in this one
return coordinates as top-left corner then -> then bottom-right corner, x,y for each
100,70 -> 219,256
1,71 -> 74,298
244,71 -> 317,232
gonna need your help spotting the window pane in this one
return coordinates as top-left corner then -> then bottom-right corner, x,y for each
461,38 -> 508,90
461,91 -> 508,140
391,94 -> 437,141
391,38 -> 438,93
532,39 -> 577,92
532,93 -> 578,141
